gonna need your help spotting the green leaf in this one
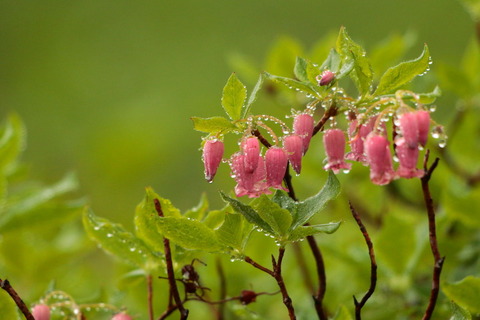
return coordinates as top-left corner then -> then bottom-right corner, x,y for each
374,44 -> 430,96
83,208 -> 161,272
288,222 -> 342,242
191,116 -> 237,134
265,36 -> 303,77
336,26 -> 373,95
0,290 -> 20,320
292,172 -> 341,230
331,305 -> 353,320
294,57 -> 311,82
203,208 -> 227,229
220,191 -> 274,234
443,276 -> 480,314
222,73 -> 247,121
134,187 -> 180,252
184,193 -> 209,220
264,72 -> 319,97
215,213 -> 252,252
450,301 -> 472,320
155,216 -> 225,252
243,73 -> 265,118
417,86 -> 442,104
271,189 -> 296,213
321,48 -> 341,73
250,195 -> 292,237
370,32 -> 415,79
0,113 -> 26,171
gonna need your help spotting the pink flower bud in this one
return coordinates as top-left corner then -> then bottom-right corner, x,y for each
202,139 -> 224,182
265,147 -> 289,191
112,312 -> 133,320
317,70 -> 335,86
416,110 -> 430,147
345,120 -> 372,164
242,136 -> 260,173
398,112 -> 419,148
293,113 -> 315,154
32,304 -> 50,320
323,129 -> 351,173
395,139 -> 424,178
364,134 -> 395,185
231,153 -> 269,198
283,135 -> 303,175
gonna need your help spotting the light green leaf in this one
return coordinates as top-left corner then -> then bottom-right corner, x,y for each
191,116 -> 237,134
184,193 -> 209,220
294,57 -> 309,82
220,191 -> 274,234
0,113 -> 26,171
0,290 -> 20,320
265,36 -> 303,77
288,222 -> 342,242
332,305 -> 353,320
250,195 -> 292,237
374,44 -> 430,96
370,32 -> 415,79
215,213 -> 252,252
320,48 -> 341,73
83,208 -> 161,272
443,276 -> 480,314
155,217 -> 225,252
222,73 -> 247,121
264,72 -> 319,97
292,172 -> 340,230
203,208 -> 227,229
450,301 -> 472,320
417,86 -> 442,104
243,73 -> 265,118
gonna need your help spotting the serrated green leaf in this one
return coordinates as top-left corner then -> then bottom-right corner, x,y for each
243,73 -> 265,118
288,222 -> 341,242
215,213 -> 252,252
292,172 -> 340,229
264,72 -> 319,97
220,191 -> 273,234
443,276 -> 480,314
155,216 -> 225,252
294,57 -> 309,82
374,44 -> 430,96
0,113 -> 26,171
184,193 -> 209,220
222,73 -> 247,121
450,301 -> 472,320
83,208 -> 161,271
0,290 -> 20,320
336,27 -> 373,95
250,195 -> 292,237
191,116 -> 237,134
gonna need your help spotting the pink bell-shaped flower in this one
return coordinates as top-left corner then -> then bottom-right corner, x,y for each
364,133 -> 395,185
395,139 -> 424,178
323,129 -> 352,173
293,113 -> 315,154
112,312 -> 133,320
398,112 -> 419,148
32,304 -> 51,320
202,139 -> 224,182
345,120 -> 372,164
231,153 -> 269,198
265,147 -> 289,191
283,135 -> 303,175
416,110 -> 430,147
242,136 -> 260,173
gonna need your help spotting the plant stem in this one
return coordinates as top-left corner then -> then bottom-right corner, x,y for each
349,202 -> 377,320
420,152 -> 445,320
215,257 -> 226,320
306,236 -> 328,320
147,274 -> 154,320
154,199 -> 189,320
0,279 -> 35,320
312,103 -> 338,137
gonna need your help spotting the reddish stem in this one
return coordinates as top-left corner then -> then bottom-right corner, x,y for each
0,279 -> 35,320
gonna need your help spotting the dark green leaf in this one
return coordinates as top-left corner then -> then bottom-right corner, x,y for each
250,195 -> 292,237
288,222 -> 342,242
292,172 -> 340,229
271,189 -> 296,213
443,276 -> 480,314
219,191 -> 273,234
191,116 -> 237,134
222,73 -> 247,121
215,213 -> 253,252
83,208 -> 161,272
374,44 -> 430,96
264,72 -> 319,98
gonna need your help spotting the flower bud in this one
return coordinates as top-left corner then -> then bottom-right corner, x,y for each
242,136 -> 260,173
293,113 -> 314,154
283,135 -> 303,174
395,139 -> 424,178
323,129 -> 352,173
32,304 -> 50,320
112,312 -> 133,320
416,110 -> 430,147
202,139 -> 224,182
317,70 -> 335,86
240,290 -> 258,305
265,147 -> 288,191
364,133 -> 395,185
398,112 -> 419,148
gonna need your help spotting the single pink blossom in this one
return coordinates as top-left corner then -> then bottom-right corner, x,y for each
416,110 -> 430,147
323,129 -> 352,173
265,147 -> 289,191
398,112 -> 419,148
317,70 -> 335,86
242,136 -> 260,173
293,113 -> 315,154
32,304 -> 50,320
345,120 -> 372,164
231,153 -> 270,198
283,135 -> 303,175
112,312 -> 133,320
395,139 -> 424,178
202,139 -> 224,182
364,133 -> 395,185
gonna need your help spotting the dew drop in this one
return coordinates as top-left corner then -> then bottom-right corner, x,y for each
106,233 -> 113,238
129,247 -> 136,252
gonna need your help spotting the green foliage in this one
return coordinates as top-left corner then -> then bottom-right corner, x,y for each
191,116 -> 238,134
450,301 -> 472,320
222,73 -> 247,121
443,276 -> 480,314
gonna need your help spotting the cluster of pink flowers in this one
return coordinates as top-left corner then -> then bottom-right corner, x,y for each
202,109 -> 432,196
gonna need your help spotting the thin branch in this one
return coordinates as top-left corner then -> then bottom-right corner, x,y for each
349,202 -> 377,320
215,257 -> 226,320
0,279 -> 35,320
306,236 -> 328,320
420,151 -> 445,320
312,103 -> 338,137
147,274 -> 154,320
154,199 -> 189,320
